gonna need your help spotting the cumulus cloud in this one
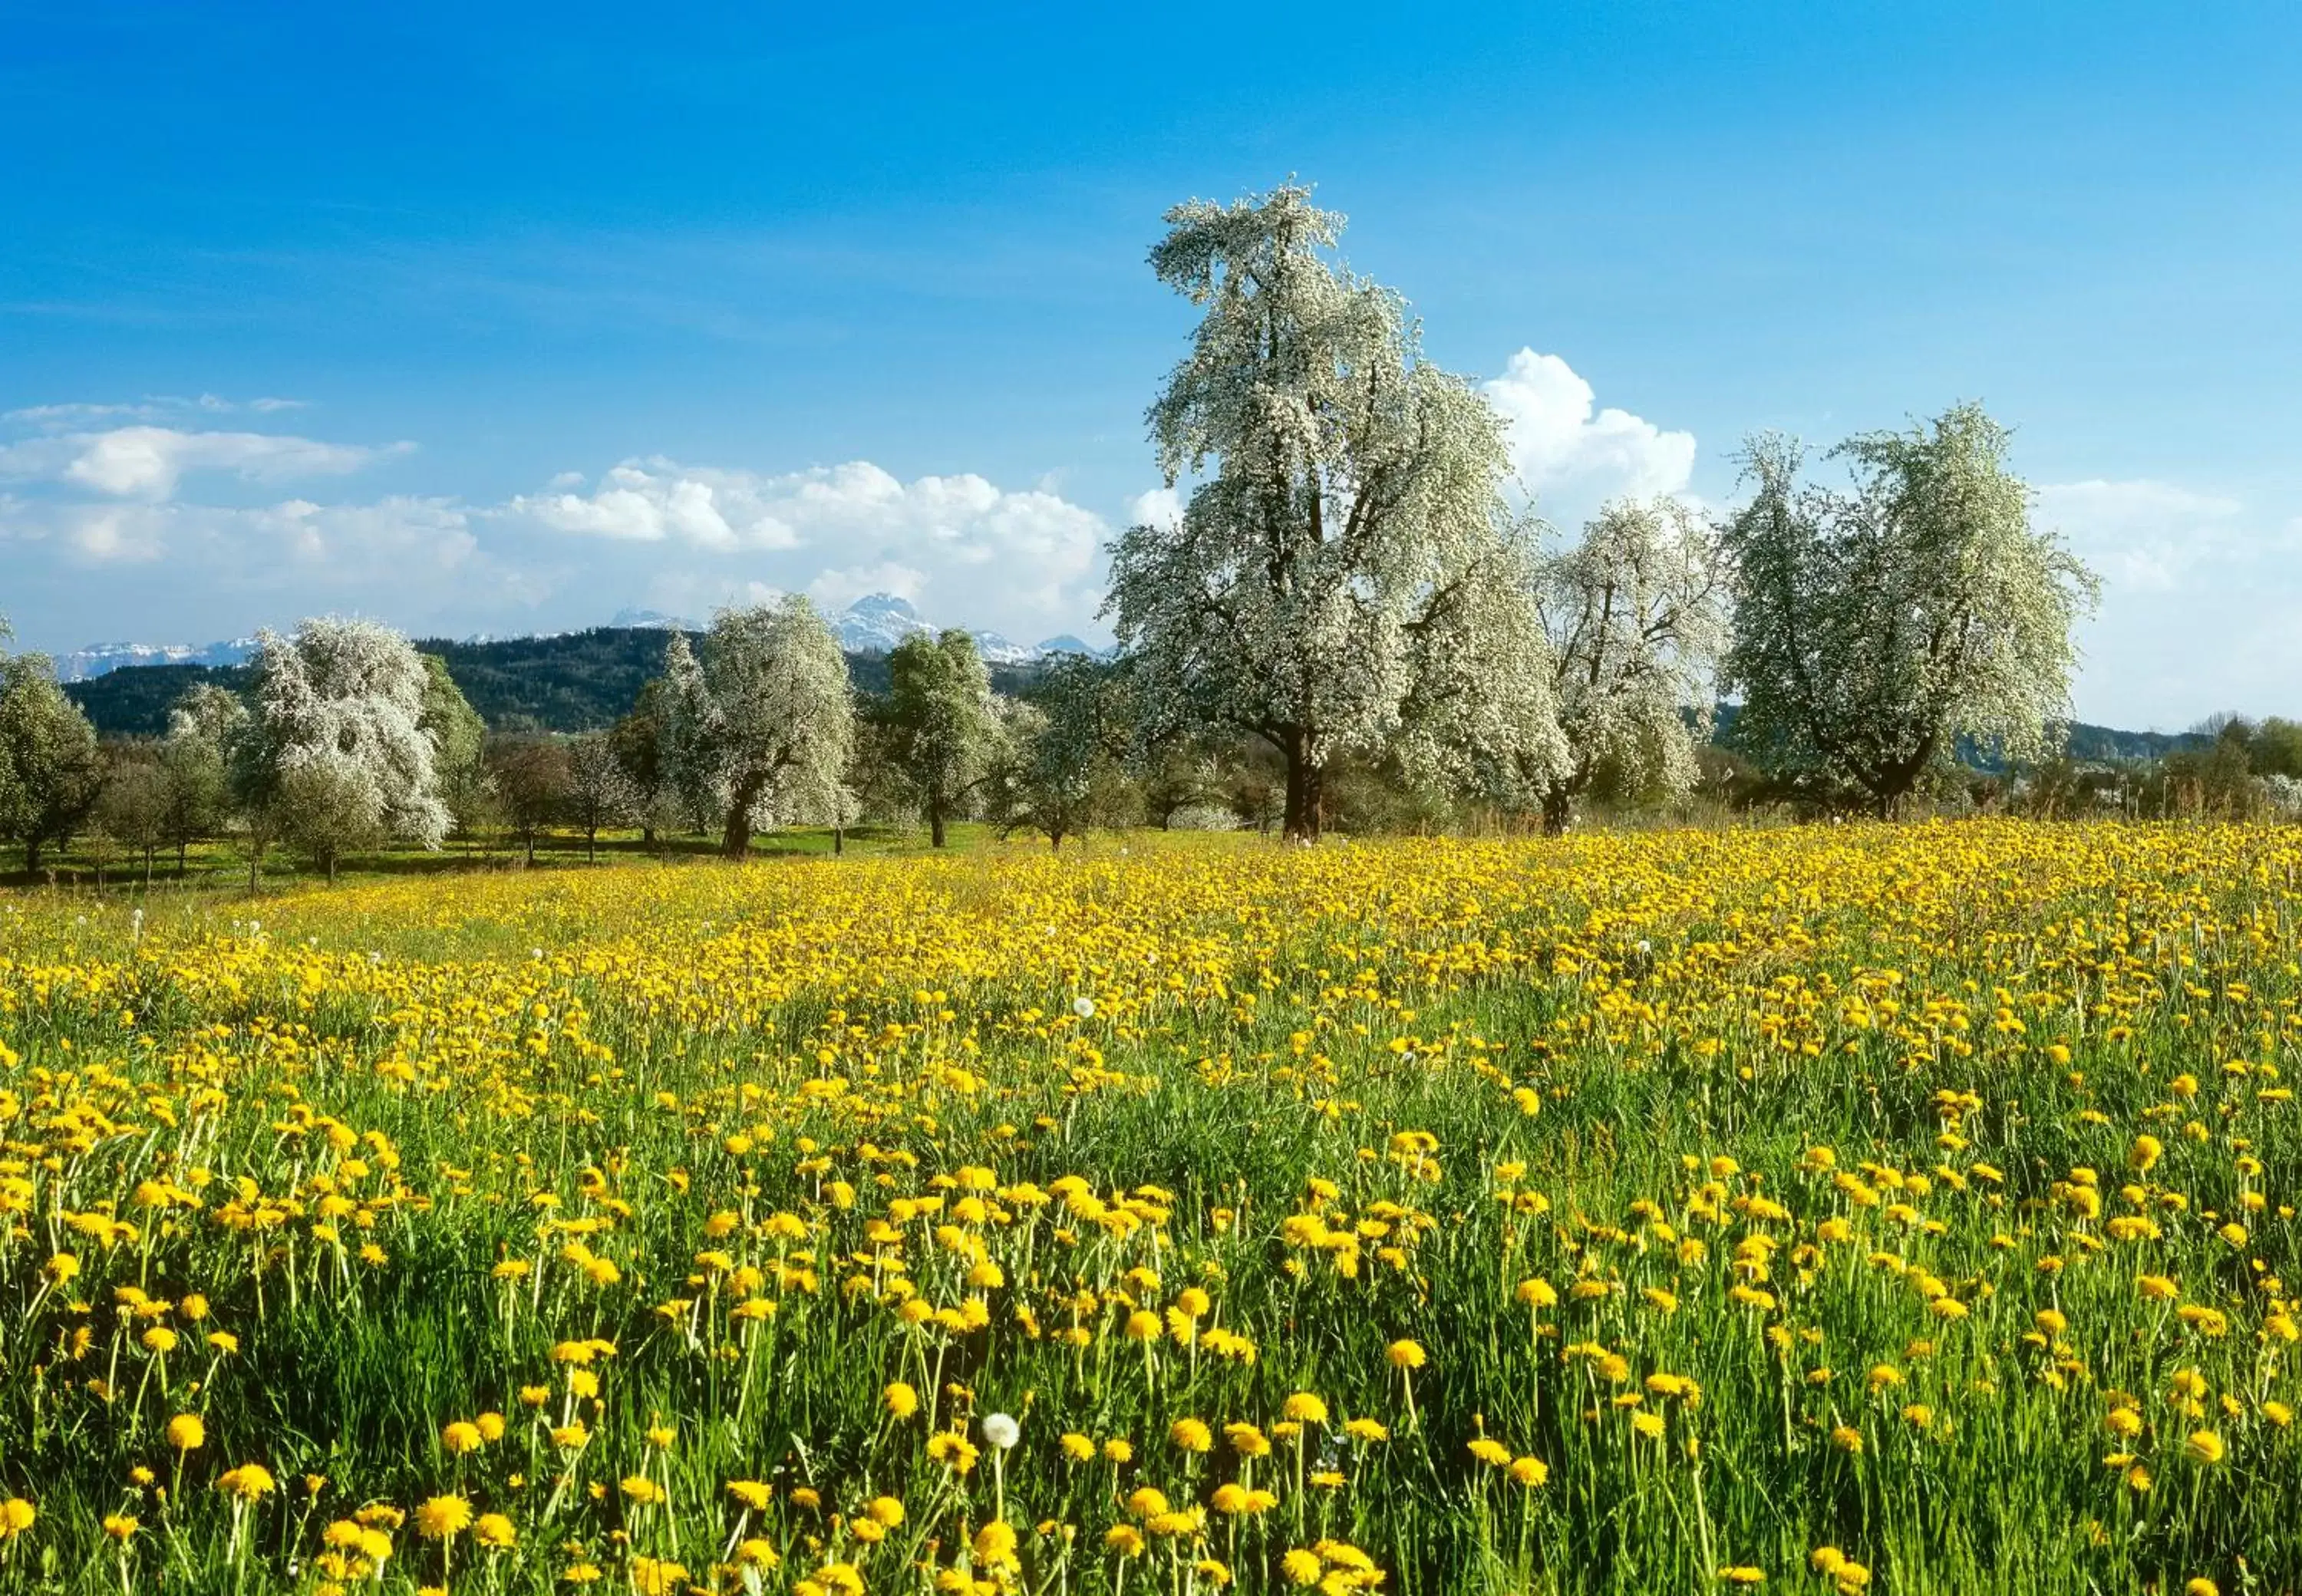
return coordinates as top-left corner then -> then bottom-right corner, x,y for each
1125,486 -> 1183,529
0,426 -> 394,500
510,460 -> 803,549
508,457 -> 1108,638
1482,349 -> 1697,525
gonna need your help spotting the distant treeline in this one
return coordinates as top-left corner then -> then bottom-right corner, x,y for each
64,628 -> 1047,739
67,628 -> 2208,764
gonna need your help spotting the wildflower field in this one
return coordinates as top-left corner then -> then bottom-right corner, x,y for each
3,822 -> 2301,1595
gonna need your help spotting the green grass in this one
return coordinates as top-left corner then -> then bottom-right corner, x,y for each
0,823 -> 2297,1594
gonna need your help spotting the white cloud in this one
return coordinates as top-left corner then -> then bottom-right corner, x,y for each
1126,485 -> 1182,529
18,494 -> 480,575
808,562 -> 928,612
509,457 -> 1108,638
4,394 -> 310,427
2037,477 -> 2302,727
2036,479 -> 2249,592
0,426 -> 394,500
1482,348 -> 1697,525
510,459 -> 802,549
5,401 -> 160,426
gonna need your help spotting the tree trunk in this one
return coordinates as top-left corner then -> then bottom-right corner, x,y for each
177,838 -> 189,878
325,850 -> 337,884
23,839 -> 41,875
586,826 -> 597,864
144,846 -> 155,885
1281,734 -> 1324,843
929,803 -> 948,849
525,831 -> 537,866
1541,786 -> 1573,837
721,770 -> 768,859
833,826 -> 844,856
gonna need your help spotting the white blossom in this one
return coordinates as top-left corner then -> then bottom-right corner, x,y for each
658,598 -> 855,855
1722,406 -> 2099,814
232,616 -> 450,852
1533,496 -> 1727,830
1105,183 -> 1566,839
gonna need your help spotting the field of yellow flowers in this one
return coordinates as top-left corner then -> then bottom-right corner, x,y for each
2,821 -> 2300,1595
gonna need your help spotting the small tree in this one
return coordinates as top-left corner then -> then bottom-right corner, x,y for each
883,629 -> 998,848
564,734 -> 635,862
279,760 -> 385,882
95,751 -> 173,884
162,684 -> 240,875
656,600 -> 855,857
996,656 -> 1135,850
0,639 -> 104,875
490,737 -> 572,866
609,678 -> 670,847
229,618 -> 450,881
420,656 -> 492,849
1533,497 -> 1728,833
1722,405 -> 2099,816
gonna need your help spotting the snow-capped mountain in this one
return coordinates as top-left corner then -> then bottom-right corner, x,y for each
832,593 -> 938,655
829,595 -> 1110,663
54,638 -> 257,683
1035,635 -> 1104,658
57,595 -> 1110,683
608,607 -> 701,631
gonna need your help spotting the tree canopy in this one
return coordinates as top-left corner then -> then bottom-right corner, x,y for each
1535,497 -> 1727,832
657,598 -> 855,857
882,629 -> 998,848
0,625 -> 103,874
229,618 -> 451,871
1105,183 -> 1565,839
1721,404 -> 2099,814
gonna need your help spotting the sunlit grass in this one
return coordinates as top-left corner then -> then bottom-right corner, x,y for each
0,820 -> 2297,1594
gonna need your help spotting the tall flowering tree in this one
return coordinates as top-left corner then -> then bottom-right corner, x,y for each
657,597 -> 854,856
1106,183 -> 1566,839
1534,496 -> 1728,833
1722,403 -> 2099,815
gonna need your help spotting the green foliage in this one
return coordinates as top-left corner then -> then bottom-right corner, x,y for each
64,662 -> 252,737
0,645 -> 104,872
276,760 -> 387,882
420,655 -> 491,838
882,630 -> 999,847
994,655 -> 1139,848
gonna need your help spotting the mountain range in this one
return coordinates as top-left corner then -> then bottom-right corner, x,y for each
53,594 -> 1106,683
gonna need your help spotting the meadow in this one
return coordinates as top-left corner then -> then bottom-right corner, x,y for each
1,820 -> 2298,1594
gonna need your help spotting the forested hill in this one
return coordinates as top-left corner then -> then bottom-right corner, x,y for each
61,625 -> 2201,757
62,626 -> 1046,737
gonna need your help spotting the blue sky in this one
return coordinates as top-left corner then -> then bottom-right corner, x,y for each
3,2 -> 2297,727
